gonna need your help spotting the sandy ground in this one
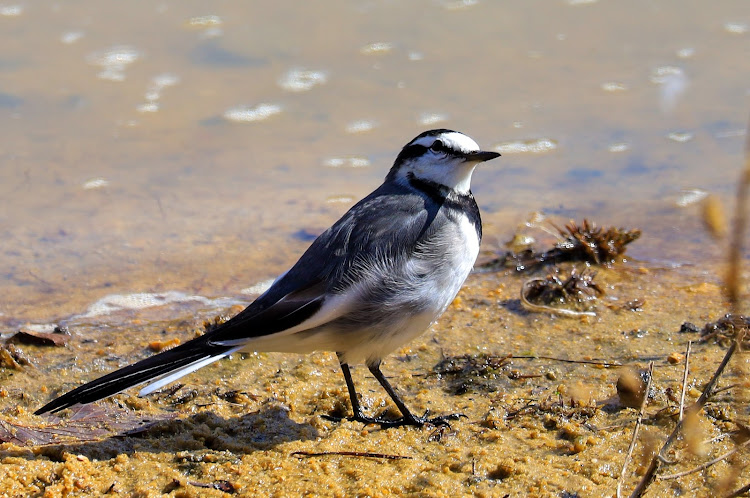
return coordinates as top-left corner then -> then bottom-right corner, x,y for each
1,254 -> 748,497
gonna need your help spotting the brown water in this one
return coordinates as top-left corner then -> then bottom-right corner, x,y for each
1,1 -> 749,496
1,0 -> 746,326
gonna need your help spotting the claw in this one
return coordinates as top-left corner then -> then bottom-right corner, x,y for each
324,409 -> 466,429
421,411 -> 466,429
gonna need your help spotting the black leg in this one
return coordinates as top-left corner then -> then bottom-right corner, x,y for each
334,357 -> 409,427
339,360 -> 365,419
367,361 -> 425,427
330,355 -> 463,429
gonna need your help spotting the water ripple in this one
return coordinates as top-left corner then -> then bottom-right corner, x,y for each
223,103 -> 282,123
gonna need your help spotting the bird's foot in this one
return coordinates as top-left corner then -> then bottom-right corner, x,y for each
323,409 -> 465,429
321,411 -> 413,427
420,411 -> 466,428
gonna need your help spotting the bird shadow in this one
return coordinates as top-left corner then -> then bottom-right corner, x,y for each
0,404 -> 319,462
498,298 -> 528,316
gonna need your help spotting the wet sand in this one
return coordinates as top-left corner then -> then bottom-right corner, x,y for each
1,255 -> 749,496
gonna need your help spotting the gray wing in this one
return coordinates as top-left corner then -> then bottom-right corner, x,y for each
205,181 -> 438,345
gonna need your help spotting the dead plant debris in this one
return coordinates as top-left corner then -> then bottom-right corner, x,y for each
520,267 -> 603,317
7,328 -> 69,347
0,343 -> 33,370
188,479 -> 237,493
607,298 -> 646,313
483,218 -> 641,271
504,393 -> 599,425
432,353 -> 617,396
696,314 -> 750,347
433,354 -> 515,395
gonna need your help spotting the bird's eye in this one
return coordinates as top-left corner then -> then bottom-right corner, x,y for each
430,140 -> 445,152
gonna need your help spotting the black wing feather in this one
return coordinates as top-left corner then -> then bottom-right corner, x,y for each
35,337 -> 231,414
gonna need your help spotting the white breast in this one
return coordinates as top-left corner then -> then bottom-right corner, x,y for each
408,211 -> 479,317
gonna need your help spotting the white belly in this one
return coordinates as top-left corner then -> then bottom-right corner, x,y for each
237,212 -> 481,366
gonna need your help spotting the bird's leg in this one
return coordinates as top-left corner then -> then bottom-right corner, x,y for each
328,356 -> 415,427
368,361 -> 465,428
339,360 -> 366,421
333,359 -> 405,427
330,356 -> 463,428
366,361 -> 427,427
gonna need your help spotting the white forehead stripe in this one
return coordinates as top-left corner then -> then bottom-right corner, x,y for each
411,132 -> 480,154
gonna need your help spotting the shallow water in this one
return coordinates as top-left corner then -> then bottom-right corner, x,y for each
1,0 -> 747,326
0,1 -> 749,495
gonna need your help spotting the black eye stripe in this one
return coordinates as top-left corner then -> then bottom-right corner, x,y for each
393,139 -> 467,166
394,144 -> 426,162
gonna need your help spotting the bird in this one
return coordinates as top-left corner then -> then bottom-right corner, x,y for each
35,129 -> 501,428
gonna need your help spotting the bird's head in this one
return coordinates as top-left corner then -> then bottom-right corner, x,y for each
386,129 -> 500,194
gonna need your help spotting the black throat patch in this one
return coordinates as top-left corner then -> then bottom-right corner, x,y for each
406,173 -> 482,241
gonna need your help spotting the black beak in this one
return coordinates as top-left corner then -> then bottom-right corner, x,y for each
464,150 -> 501,163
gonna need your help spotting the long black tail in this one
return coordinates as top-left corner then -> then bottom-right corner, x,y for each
35,337 -> 234,415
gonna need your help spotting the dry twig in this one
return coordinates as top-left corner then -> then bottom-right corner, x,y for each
617,362 -> 654,498
679,341 -> 691,422
724,481 -> 750,498
291,450 -> 412,460
511,355 -> 620,367
628,336 -> 739,498
657,438 -> 750,481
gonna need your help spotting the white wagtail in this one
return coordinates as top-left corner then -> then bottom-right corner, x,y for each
36,129 -> 500,427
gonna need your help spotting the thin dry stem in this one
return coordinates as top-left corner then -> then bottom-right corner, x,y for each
617,362 -> 654,498
629,340 -> 739,498
724,481 -> 750,498
291,450 -> 412,460
511,355 -> 620,367
657,438 -> 750,481
679,341 -> 691,422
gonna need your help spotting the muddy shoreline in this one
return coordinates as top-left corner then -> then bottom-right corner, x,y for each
1,255 -> 747,496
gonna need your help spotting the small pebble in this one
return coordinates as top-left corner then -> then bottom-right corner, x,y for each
667,352 -> 684,364
149,338 -> 181,352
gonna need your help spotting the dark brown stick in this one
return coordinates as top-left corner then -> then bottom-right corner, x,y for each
512,355 -> 620,367
291,450 -> 412,460
724,482 -> 750,498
